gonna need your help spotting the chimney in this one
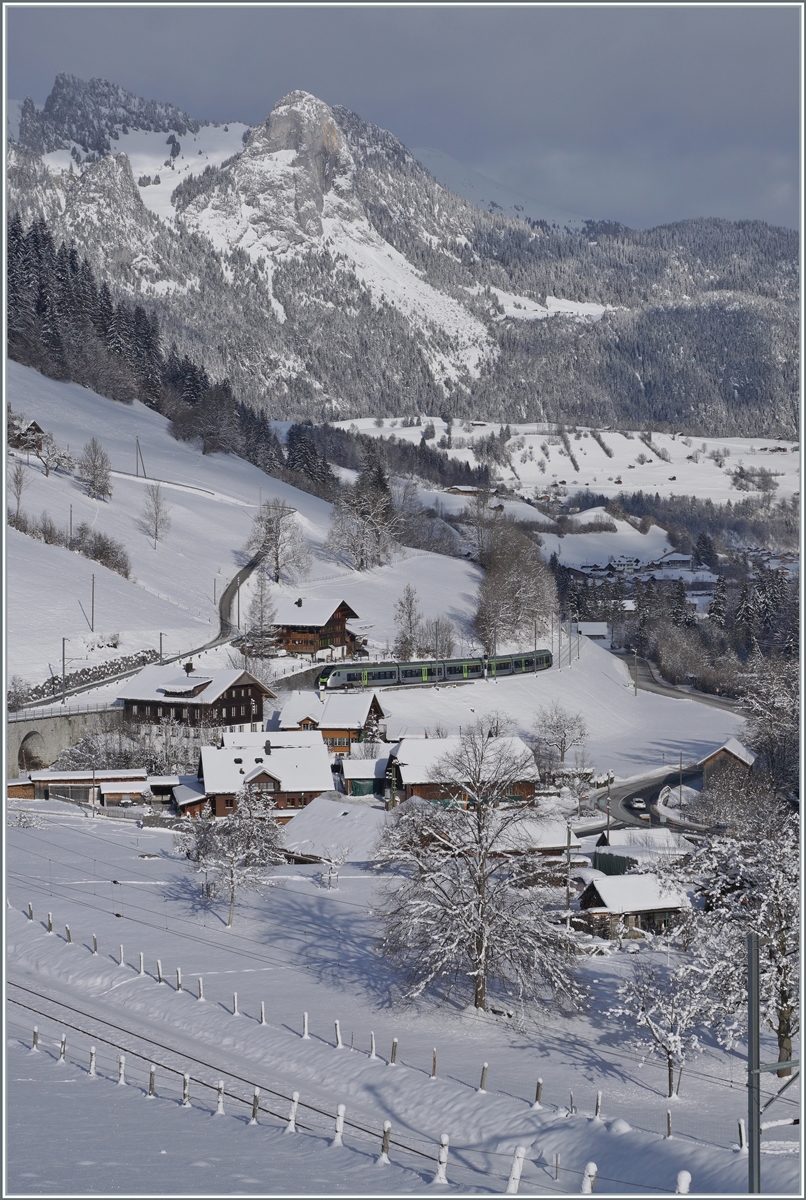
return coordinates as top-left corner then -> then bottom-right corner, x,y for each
184,661 -> 194,676
295,597 -> 303,608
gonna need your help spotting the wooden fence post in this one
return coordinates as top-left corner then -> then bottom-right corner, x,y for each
198,977 -> 204,1001
370,1031 -> 377,1060
506,1146 -> 526,1194
92,934 -> 97,955
434,1133 -> 449,1184
569,1090 -> 574,1114
581,1161 -> 598,1193
378,1120 -> 392,1164
666,1109 -> 673,1138
89,1046 -> 96,1077
554,1153 -> 560,1181
28,902 -> 34,921
332,1103 -> 345,1147
176,968 -> 182,992
139,953 -> 144,975
58,1034 -> 66,1063
117,1054 -> 125,1085
334,1019 -> 342,1048
232,992 -> 238,1016
182,1073 -> 191,1107
390,1037 -> 398,1065
250,1087 -> 260,1125
675,1171 -> 691,1194
302,1011 -> 309,1039
148,1064 -> 156,1098
157,959 -> 163,984
431,1048 -> 437,1079
47,912 -> 53,934
286,1091 -> 299,1133
595,1090 -> 602,1119
738,1118 -> 747,1152
259,1001 -> 265,1025
532,1078 -> 543,1109
119,944 -> 124,967
478,1062 -> 488,1093
215,1080 -> 225,1115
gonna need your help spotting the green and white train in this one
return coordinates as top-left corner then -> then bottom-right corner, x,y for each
317,650 -> 553,691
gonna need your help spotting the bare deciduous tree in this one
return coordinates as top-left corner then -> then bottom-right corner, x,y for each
533,701 -> 588,773
393,583 -> 424,659
34,433 -> 73,478
244,566 -> 277,657
10,460 -> 30,519
376,724 -> 579,1011
138,482 -> 171,548
473,521 -> 556,654
247,498 -> 310,583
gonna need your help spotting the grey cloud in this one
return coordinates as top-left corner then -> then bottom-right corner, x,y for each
6,5 -> 800,229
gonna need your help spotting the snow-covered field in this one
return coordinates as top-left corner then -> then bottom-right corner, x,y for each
334,417 -> 800,506
6,804 -> 799,1195
6,362 -> 480,685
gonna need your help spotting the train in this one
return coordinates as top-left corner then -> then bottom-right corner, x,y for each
317,649 -> 553,691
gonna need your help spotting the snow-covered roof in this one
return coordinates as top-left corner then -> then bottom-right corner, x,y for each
320,692 -> 385,730
582,874 -> 689,914
596,828 -> 686,852
278,691 -> 325,729
173,777 -> 207,809
146,775 -> 181,787
699,737 -> 757,768
221,728 -> 324,750
117,666 -> 275,704
496,818 -> 581,853
282,793 -> 387,862
573,622 -> 609,636
200,743 -> 334,796
100,780 -> 147,795
392,736 -> 539,785
341,756 -> 390,781
271,598 -> 359,627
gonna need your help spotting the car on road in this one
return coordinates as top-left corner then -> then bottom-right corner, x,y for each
631,798 -> 646,810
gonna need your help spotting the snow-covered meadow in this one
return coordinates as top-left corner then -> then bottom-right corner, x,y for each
6,802 -> 799,1195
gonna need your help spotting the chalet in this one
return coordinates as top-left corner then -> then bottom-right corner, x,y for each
194,741 -> 335,820
270,598 -> 360,658
578,874 -> 689,939
571,621 -> 611,649
389,736 -> 539,804
8,417 -> 45,452
118,663 -> 275,728
699,737 -> 756,787
279,690 -> 387,753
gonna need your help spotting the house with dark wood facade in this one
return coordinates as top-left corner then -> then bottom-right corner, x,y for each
190,739 -> 335,820
278,690 -> 387,753
118,664 -> 276,728
270,598 -> 360,658
388,736 -> 539,804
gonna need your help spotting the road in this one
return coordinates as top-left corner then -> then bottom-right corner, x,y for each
615,651 -> 745,714
593,764 -> 705,832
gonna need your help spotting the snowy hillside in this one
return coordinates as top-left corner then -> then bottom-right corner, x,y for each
336,416 -> 800,509
6,363 -> 482,687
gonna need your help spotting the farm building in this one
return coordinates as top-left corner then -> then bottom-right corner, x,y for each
698,737 -> 757,786
269,598 -> 360,658
118,663 -> 275,729
388,736 -> 539,804
27,767 -> 148,806
338,756 -> 390,797
578,874 -> 689,938
282,794 -> 388,863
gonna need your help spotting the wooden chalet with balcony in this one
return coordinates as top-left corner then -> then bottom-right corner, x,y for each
118,663 -> 276,728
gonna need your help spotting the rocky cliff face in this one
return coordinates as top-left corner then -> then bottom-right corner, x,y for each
6,75 -> 799,434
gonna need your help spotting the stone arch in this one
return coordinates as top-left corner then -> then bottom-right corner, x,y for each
18,731 -> 47,772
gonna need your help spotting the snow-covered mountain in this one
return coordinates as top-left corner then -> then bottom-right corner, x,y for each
6,75 -> 799,434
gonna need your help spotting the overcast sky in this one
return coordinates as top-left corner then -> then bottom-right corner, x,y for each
6,4 -> 802,229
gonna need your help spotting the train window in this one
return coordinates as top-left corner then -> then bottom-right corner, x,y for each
402,669 -> 419,678
346,672 -> 362,681
446,665 -> 461,675
469,664 -> 481,673
513,660 -> 523,669
523,658 -> 534,669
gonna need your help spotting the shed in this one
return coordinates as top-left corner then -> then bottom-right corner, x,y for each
340,756 -> 390,797
578,874 -> 689,938
282,794 -> 388,863
699,738 -> 757,786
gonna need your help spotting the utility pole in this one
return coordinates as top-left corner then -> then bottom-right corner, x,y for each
567,619 -> 572,669
747,931 -> 761,1193
62,638 -> 67,704
565,821 -> 572,933
606,776 -> 612,845
91,574 -> 95,633
213,577 -> 216,606
69,505 -> 72,549
159,633 -> 164,665
679,751 -> 683,806
633,649 -> 638,696
237,584 -> 240,629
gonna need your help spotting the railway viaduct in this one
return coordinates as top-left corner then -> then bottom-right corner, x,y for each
7,707 -> 122,777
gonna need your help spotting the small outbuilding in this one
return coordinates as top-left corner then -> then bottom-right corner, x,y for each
578,874 -> 689,938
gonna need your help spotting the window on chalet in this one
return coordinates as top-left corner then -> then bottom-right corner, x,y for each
225,797 -> 234,809
132,704 -> 139,715
145,705 -> 151,716
157,706 -> 163,717
182,708 -> 189,719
